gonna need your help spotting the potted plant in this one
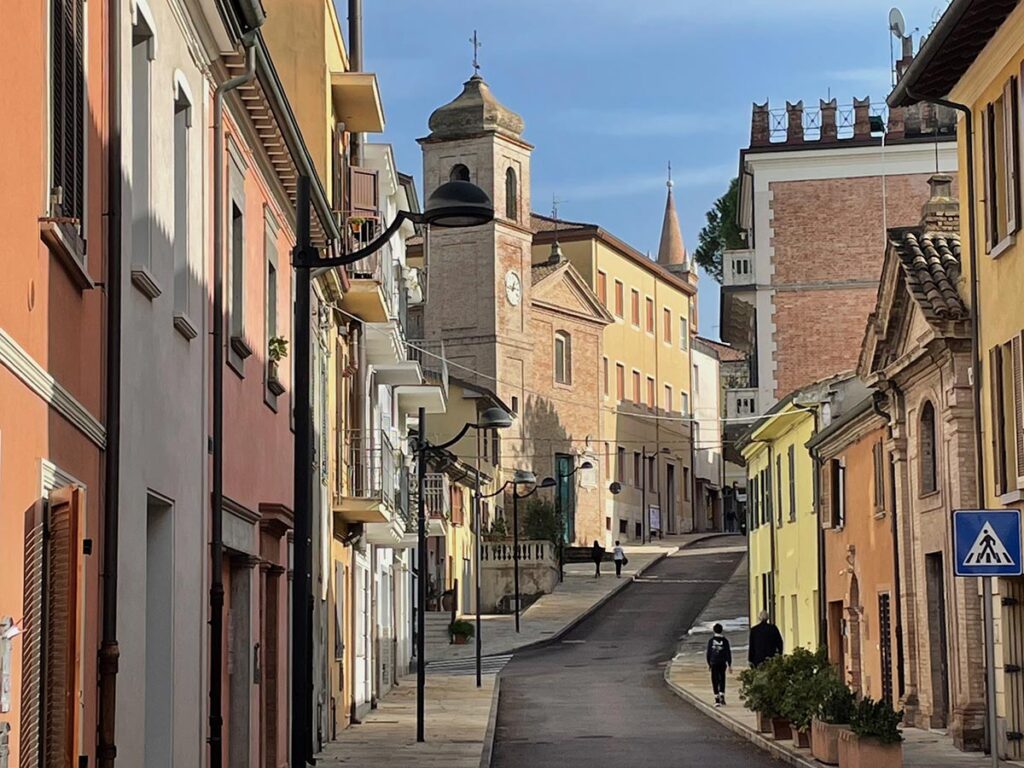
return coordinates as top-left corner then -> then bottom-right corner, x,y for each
349,216 -> 366,234
811,673 -> 856,764
779,647 -> 830,748
449,619 -> 474,645
267,335 -> 288,395
838,697 -> 903,768
739,654 -> 787,736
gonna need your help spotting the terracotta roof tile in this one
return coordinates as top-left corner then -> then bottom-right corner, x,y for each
892,228 -> 966,321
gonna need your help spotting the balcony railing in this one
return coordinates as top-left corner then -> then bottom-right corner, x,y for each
406,339 -> 449,401
723,249 -> 757,288
725,388 -> 759,421
423,472 -> 451,520
343,233 -> 398,316
337,428 -> 397,512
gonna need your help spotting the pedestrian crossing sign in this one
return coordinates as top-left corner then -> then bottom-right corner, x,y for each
954,510 -> 1023,577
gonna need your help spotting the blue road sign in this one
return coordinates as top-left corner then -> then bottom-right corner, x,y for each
954,509 -> 1023,577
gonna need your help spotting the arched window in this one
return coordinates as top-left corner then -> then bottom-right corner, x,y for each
554,331 -> 571,384
450,163 -> 470,182
505,167 -> 518,220
919,400 -> 938,494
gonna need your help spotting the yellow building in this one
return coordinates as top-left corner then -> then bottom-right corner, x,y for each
890,2 -> 1024,757
530,180 -> 698,543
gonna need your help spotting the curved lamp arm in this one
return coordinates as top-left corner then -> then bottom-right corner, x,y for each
431,422 -> 477,453
480,480 -> 513,500
294,209 -> 421,270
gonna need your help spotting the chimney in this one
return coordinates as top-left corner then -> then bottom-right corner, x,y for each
820,99 -> 837,142
786,100 -> 804,144
887,106 -> 906,141
853,97 -> 871,140
921,174 -> 959,233
751,102 -> 770,147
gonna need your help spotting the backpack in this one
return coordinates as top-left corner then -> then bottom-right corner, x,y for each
708,636 -> 729,666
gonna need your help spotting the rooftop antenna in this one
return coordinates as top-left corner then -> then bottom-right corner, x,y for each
469,30 -> 482,75
667,160 -> 673,190
889,8 -> 906,87
549,195 -> 565,264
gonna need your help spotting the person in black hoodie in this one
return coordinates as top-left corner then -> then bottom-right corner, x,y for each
748,610 -> 784,667
706,623 -> 732,706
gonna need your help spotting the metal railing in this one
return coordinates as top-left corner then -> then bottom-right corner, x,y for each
337,428 -> 397,512
423,472 -> 451,520
481,540 -> 557,565
406,339 -> 449,400
723,250 -> 756,287
344,236 -> 398,316
766,102 -> 887,143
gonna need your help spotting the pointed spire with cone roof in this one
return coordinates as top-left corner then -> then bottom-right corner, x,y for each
657,163 -> 688,268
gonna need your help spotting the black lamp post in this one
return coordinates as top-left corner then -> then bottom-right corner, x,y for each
554,460 -> 593,582
290,176 -> 494,762
640,447 -> 672,544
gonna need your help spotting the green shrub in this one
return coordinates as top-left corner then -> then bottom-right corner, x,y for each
521,498 -> 561,544
739,653 -> 787,717
850,697 -> 903,744
449,619 -> 475,639
779,647 -> 832,731
817,673 -> 856,725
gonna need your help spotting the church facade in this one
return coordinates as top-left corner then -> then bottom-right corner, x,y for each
415,71 -> 698,544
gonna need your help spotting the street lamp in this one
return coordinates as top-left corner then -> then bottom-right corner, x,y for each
290,175 -> 494,758
640,447 -> 672,544
553,459 -> 594,582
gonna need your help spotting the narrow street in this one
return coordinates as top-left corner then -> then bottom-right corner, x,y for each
492,537 -> 773,767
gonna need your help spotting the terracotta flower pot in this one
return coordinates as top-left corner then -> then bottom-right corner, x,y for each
452,635 -> 469,645
811,718 -> 849,765
838,729 -> 902,768
755,711 -> 773,733
792,728 -> 811,749
770,717 -> 792,741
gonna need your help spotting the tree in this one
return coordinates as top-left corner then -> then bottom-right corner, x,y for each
521,498 -> 561,545
693,177 -> 745,283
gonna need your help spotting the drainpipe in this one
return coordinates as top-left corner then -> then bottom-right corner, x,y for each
347,0 -> 363,165
97,0 -> 122,762
906,89 -> 995,762
873,390 -> 906,700
209,43 -> 256,768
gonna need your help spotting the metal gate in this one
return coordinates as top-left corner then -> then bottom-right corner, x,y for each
1003,577 -> 1024,757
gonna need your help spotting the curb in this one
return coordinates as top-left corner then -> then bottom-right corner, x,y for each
479,675 -> 502,768
663,666 -> 817,768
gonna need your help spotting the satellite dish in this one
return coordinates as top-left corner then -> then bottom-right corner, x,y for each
889,7 -> 906,39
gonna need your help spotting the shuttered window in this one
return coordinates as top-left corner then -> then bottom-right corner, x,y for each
982,75 -> 1020,251
596,271 -> 607,307
919,401 -> 938,495
645,297 -> 654,333
630,290 -> 640,326
50,0 -> 86,224
873,440 -> 886,513
788,445 -> 796,521
1014,333 -> 1024,488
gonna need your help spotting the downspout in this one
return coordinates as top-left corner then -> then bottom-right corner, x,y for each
209,43 -> 256,768
347,0 -> 363,165
97,0 -> 122,762
873,390 -> 906,699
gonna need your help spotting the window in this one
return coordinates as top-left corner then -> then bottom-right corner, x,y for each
450,163 -> 470,182
50,0 -> 87,230
647,456 -> 656,488
173,84 -> 192,323
749,475 -> 759,530
131,14 -> 155,282
683,466 -> 690,500
982,75 -> 1020,251
511,396 -> 519,414
776,455 -> 783,526
614,280 -> 624,317
554,331 -> 571,384
616,363 -> 625,401
664,385 -> 673,413
693,364 -> 700,394
230,201 -> 245,350
680,391 -> 689,416
602,357 -> 609,397
617,446 -> 626,483
632,370 -> 641,403
645,297 -> 655,333
597,271 -> 607,306
631,289 -> 640,326
663,308 -> 672,343
872,440 -> 885,513
264,217 -> 279,396
492,429 -> 500,464
990,338 -> 1024,496
680,317 -> 689,351
633,452 -> 642,487
828,459 -> 846,528
505,167 -> 518,220
604,442 -> 611,480
619,519 -> 627,534
919,401 -> 937,495
646,376 -> 655,408
788,444 -> 796,521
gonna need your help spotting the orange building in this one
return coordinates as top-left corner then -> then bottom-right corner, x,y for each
810,404 -> 898,704
0,0 -> 110,764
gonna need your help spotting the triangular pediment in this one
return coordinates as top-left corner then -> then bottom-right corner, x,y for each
531,261 -> 615,326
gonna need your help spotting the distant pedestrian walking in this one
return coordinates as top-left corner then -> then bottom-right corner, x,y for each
591,540 -> 606,577
748,610 -> 784,667
612,540 -> 627,578
724,507 -> 736,533
706,623 -> 732,706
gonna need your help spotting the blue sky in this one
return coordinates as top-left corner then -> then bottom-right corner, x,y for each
358,0 -> 951,339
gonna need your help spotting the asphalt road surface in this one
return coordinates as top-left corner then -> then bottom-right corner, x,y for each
491,537 -> 773,768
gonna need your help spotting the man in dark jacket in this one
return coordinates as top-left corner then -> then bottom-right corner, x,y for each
748,610 -> 784,667
706,623 -> 732,706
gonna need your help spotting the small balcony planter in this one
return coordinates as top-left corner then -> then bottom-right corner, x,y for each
770,717 -> 792,741
755,711 -> 773,734
449,619 -> 474,645
792,728 -> 811,749
267,361 -> 286,396
267,336 -> 288,395
811,718 -> 849,765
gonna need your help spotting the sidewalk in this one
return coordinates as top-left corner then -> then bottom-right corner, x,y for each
319,532 -> 725,767
664,555 -> 1013,768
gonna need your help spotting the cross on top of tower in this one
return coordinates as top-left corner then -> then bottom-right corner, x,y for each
667,160 -> 673,189
470,30 -> 482,75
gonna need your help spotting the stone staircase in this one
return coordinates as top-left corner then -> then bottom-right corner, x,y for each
424,613 -> 452,660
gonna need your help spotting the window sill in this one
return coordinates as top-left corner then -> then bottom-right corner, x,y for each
989,234 -> 1016,260
173,313 -> 198,341
998,489 -> 1024,505
131,266 -> 162,300
230,334 -> 254,361
873,510 -> 888,520
40,218 -> 93,290
267,375 -> 286,398
918,489 -> 940,500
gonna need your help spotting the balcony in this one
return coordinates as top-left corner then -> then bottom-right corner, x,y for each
720,249 -> 757,350
423,472 -> 451,537
405,338 -> 450,404
722,249 -> 758,288
366,466 -> 418,549
333,429 -> 397,525
342,229 -> 398,324
725,388 -> 759,422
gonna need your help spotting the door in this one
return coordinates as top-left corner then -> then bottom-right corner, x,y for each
462,558 -> 472,613
666,464 -> 676,535
354,557 -> 371,709
828,601 -> 845,675
556,454 -> 575,544
878,592 -> 893,706
228,559 -> 252,768
925,553 -> 950,728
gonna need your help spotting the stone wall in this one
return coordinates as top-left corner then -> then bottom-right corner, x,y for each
480,540 -> 559,612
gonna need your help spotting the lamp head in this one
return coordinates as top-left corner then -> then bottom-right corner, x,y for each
422,181 -> 495,228
512,469 -> 537,486
659,447 -> 672,455
478,406 -> 513,430
609,481 -> 622,495
539,477 -> 557,488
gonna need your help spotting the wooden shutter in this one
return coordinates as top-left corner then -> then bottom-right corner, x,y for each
873,441 -> 885,512
992,346 -> 1007,495
349,167 -> 379,216
819,462 -> 831,528
983,105 -> 995,253
19,502 -> 46,766
1005,77 -> 1020,234
1014,333 -> 1024,488
51,0 -> 86,221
